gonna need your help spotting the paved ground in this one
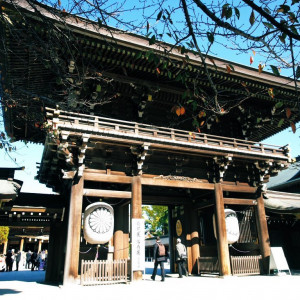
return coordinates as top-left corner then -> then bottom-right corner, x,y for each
1,264 -> 300,300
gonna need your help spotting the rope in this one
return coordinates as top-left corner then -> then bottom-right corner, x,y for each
79,247 -> 93,254
229,244 -> 251,253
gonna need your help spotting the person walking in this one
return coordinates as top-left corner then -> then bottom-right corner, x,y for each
5,249 -> 14,272
31,251 -> 38,271
25,250 -> 32,269
151,236 -> 166,282
15,250 -> 21,271
175,238 -> 188,278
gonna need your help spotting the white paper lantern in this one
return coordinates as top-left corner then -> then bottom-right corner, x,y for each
213,209 -> 240,244
83,202 -> 114,244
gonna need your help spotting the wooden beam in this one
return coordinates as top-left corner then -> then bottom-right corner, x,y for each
141,177 -> 215,190
214,183 -> 231,276
83,188 -> 132,198
195,201 -> 214,210
222,184 -> 257,193
224,198 -> 257,205
84,173 -> 132,184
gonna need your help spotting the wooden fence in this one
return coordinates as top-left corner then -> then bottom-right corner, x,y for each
80,259 -> 128,285
230,255 -> 262,276
198,257 -> 220,275
198,255 -> 262,276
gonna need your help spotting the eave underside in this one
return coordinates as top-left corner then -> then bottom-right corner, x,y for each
1,1 -> 299,143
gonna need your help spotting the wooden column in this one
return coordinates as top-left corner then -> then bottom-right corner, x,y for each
38,240 -> 42,253
131,176 -> 142,281
214,183 -> 231,276
63,177 -> 84,285
256,193 -> 271,274
114,206 -> 124,260
19,238 -> 24,252
190,207 -> 200,274
3,241 -> 8,254
123,204 -> 130,259
46,221 -> 68,284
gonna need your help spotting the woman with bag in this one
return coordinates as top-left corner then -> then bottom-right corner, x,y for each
175,238 -> 188,278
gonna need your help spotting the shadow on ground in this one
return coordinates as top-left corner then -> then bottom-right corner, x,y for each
0,289 -> 22,296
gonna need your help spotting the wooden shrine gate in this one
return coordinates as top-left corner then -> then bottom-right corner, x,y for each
37,108 -> 290,284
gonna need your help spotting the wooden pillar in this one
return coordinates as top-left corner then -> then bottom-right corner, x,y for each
38,240 -> 42,253
214,183 -> 231,276
123,204 -> 129,259
256,193 -> 271,274
46,221 -> 68,284
63,177 -> 84,285
190,207 -> 200,274
131,176 -> 142,281
114,206 -> 124,260
3,241 -> 8,254
19,238 -> 24,252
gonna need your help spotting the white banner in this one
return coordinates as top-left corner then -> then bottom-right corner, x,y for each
131,218 -> 145,271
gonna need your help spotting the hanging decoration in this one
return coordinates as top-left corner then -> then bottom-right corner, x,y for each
83,202 -> 114,244
213,208 -> 240,244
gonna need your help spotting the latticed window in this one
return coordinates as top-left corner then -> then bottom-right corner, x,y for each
236,208 -> 258,243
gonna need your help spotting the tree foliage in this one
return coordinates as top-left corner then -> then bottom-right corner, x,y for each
0,226 -> 9,244
0,0 -> 299,138
143,205 -> 168,236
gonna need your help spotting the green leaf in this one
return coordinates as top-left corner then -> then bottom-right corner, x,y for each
156,10 -> 163,21
296,66 -> 300,78
192,118 -> 199,127
181,46 -> 187,54
147,21 -> 150,33
192,101 -> 197,111
263,7 -> 271,14
97,18 -> 102,26
292,0 -> 300,5
279,34 -> 286,43
250,10 -> 255,25
135,52 -> 143,60
263,22 -> 274,29
275,101 -> 284,109
225,7 -> 232,19
234,7 -> 240,19
290,25 -> 298,35
149,35 -> 156,45
270,65 -> 280,76
278,118 -> 284,127
207,32 -> 214,44
256,117 -> 262,123
278,5 -> 290,13
228,64 -> 235,71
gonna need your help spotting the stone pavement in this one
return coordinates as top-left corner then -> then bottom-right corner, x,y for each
1,268 -> 300,300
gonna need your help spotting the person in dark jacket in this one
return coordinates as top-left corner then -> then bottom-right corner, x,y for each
31,251 -> 38,271
151,236 -> 166,281
15,250 -> 21,271
5,249 -> 14,272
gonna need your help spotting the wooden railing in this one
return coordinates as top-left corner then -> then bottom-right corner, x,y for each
230,255 -> 262,276
47,107 -> 290,160
198,257 -> 220,275
80,259 -> 128,285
